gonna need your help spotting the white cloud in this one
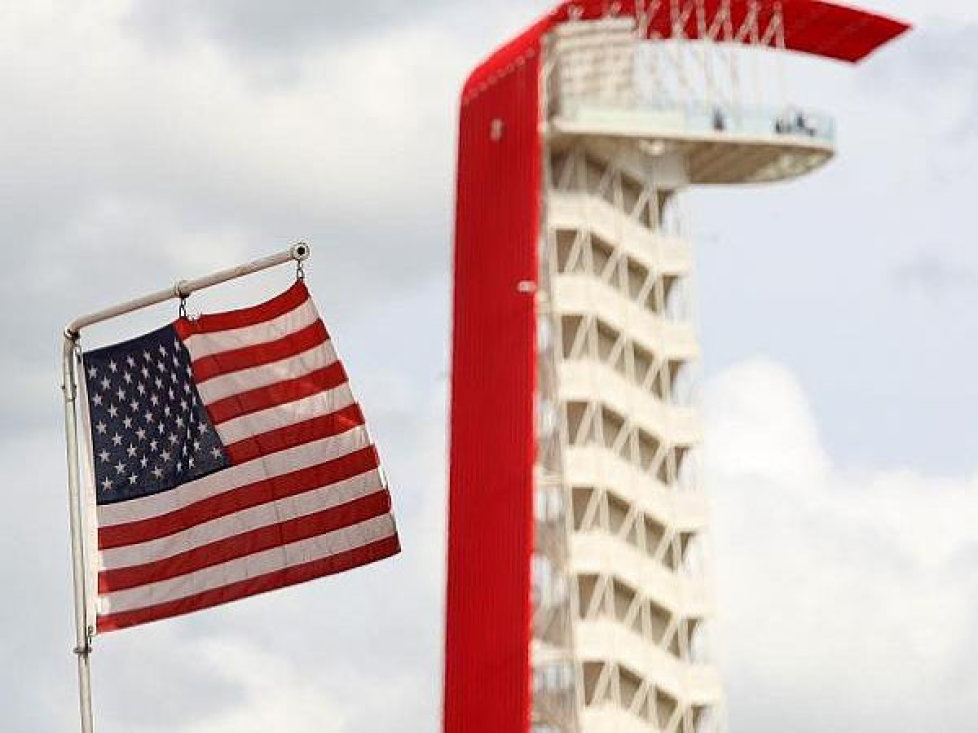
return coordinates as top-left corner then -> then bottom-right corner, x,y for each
159,638 -> 350,733
705,360 -> 978,732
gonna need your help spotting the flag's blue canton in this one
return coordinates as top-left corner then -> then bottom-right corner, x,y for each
83,324 -> 228,506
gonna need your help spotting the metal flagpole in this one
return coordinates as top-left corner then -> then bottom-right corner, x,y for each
61,335 -> 94,733
59,242 -> 311,733
66,243 -> 310,337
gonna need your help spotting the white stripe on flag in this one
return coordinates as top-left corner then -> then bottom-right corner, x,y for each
181,299 -> 319,358
194,341 -> 338,403
99,468 -> 385,571
99,513 -> 397,615
213,383 -> 355,444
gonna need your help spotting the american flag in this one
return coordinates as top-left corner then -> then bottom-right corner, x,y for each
81,280 -> 400,632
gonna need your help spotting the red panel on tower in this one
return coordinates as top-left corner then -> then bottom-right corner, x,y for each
547,0 -> 909,62
444,23 -> 545,733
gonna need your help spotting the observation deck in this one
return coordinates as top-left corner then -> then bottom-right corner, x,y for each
544,17 -> 837,184
549,100 -> 834,184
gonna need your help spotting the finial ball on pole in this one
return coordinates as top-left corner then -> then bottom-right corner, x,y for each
291,242 -> 310,261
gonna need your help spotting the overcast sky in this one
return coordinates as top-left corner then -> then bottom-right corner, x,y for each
0,1 -> 974,731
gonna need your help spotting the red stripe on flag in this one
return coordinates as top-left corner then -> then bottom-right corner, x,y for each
96,534 -> 401,633
174,281 -> 310,338
191,320 -> 329,383
224,403 -> 364,464
99,444 -> 381,549
206,361 -> 348,425
99,491 -> 392,593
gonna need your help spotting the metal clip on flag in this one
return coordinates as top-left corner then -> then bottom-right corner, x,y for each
60,244 -> 400,733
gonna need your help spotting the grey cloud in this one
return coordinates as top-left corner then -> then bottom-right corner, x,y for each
0,0 -> 462,434
892,253 -> 976,299
870,22 -> 978,80
860,22 -> 978,146
126,0 -> 456,55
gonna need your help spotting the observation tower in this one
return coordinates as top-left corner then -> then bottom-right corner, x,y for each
445,3 -> 908,733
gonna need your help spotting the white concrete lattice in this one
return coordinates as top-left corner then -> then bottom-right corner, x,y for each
531,9 -> 836,731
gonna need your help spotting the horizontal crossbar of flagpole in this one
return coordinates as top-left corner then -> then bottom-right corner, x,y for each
64,243 -> 310,338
